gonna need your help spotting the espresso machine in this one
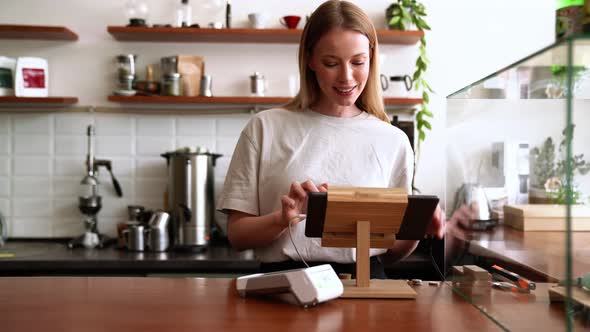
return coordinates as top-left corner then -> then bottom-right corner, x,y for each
68,125 -> 123,249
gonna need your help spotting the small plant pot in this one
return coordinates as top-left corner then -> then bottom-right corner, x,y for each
529,186 -> 552,204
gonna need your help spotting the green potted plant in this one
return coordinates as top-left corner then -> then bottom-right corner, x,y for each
386,0 -> 433,189
531,125 -> 590,204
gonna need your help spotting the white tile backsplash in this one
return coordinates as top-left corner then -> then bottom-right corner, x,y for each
176,116 -> 216,136
216,137 -> 240,156
100,197 -> 130,218
13,157 -> 51,176
0,115 -> 10,134
13,199 -> 52,217
136,137 -> 174,156
11,218 -> 52,238
176,136 -> 216,152
0,135 -> 10,154
136,158 -> 167,178
96,136 -> 133,156
52,219 -> 84,238
135,178 -> 167,199
0,157 -> 9,175
53,199 -> 81,218
137,117 -> 175,136
0,177 -> 10,196
95,114 -> 133,136
13,114 -> 52,134
97,217 -> 118,237
1,111 -> 244,238
0,198 -> 10,216
216,115 -> 251,136
14,135 -> 52,155
53,178 -> 81,197
99,178 -> 133,199
214,157 -> 231,181
13,178 -> 51,197
55,114 -> 94,135
55,135 -> 86,155
54,158 -> 85,176
95,158 -> 134,180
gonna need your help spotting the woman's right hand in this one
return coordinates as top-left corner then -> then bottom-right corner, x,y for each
279,180 -> 328,228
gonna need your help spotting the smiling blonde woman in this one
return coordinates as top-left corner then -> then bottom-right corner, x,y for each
217,0 -> 444,279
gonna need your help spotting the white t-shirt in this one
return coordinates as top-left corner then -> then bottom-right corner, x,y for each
216,108 -> 414,263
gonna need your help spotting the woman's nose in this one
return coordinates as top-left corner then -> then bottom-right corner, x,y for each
339,64 -> 353,81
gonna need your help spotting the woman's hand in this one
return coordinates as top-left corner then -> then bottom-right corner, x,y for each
279,180 -> 328,228
445,204 -> 479,238
426,204 -> 446,239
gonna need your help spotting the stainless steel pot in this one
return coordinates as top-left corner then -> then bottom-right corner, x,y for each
162,147 -> 222,250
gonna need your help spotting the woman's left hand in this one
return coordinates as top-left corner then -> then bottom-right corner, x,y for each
426,204 -> 445,239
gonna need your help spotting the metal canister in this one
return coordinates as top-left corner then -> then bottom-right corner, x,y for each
161,147 -> 222,250
124,224 -> 146,252
147,211 -> 170,252
250,72 -> 266,96
162,73 -> 181,96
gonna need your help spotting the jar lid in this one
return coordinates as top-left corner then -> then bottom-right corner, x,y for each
116,54 -> 137,61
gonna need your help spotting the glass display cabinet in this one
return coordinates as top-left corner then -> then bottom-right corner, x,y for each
445,35 -> 590,330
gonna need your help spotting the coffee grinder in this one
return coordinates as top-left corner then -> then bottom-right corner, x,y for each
68,125 -> 123,249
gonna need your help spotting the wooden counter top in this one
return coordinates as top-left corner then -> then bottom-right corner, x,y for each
0,277 -> 581,331
450,225 -> 590,282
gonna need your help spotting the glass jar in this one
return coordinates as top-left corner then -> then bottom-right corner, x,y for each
162,73 -> 181,96
160,56 -> 178,76
116,54 -> 137,80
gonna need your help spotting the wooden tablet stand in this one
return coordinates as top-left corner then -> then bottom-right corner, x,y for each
322,187 -> 416,299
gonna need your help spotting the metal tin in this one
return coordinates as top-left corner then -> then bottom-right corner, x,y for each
162,73 -> 181,96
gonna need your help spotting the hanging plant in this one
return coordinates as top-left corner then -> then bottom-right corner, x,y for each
387,0 -> 433,189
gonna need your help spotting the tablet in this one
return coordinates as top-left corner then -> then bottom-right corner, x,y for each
304,192 -> 439,240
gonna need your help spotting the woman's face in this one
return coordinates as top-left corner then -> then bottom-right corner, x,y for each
309,28 -> 371,108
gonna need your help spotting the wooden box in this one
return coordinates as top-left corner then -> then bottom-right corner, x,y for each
503,204 -> 590,231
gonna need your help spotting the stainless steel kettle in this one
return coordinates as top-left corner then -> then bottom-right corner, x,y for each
162,147 -> 222,251
453,183 -> 493,221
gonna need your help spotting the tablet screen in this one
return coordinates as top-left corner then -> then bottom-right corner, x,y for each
305,193 -> 439,240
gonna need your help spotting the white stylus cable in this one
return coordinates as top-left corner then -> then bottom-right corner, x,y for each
288,214 -> 309,268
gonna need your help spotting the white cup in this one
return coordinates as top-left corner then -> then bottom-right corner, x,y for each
248,13 -> 266,29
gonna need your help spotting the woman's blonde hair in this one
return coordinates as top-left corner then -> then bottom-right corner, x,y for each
284,0 -> 388,123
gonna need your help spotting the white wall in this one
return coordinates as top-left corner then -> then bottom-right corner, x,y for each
0,0 -> 556,237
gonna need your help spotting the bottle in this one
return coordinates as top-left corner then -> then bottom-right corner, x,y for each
176,0 -> 192,28
555,0 -> 585,39
226,0 -> 231,28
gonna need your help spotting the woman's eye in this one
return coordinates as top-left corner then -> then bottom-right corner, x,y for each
323,63 -> 338,67
352,62 -> 365,66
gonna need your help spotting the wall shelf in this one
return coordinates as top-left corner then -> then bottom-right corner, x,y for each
0,96 -> 79,105
0,25 -> 78,41
108,95 -> 422,106
106,26 -> 423,45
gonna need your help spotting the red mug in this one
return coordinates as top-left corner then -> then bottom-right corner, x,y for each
280,15 -> 301,29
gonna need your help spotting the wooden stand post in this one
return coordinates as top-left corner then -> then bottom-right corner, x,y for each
356,221 -> 370,288
321,187 -> 417,299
